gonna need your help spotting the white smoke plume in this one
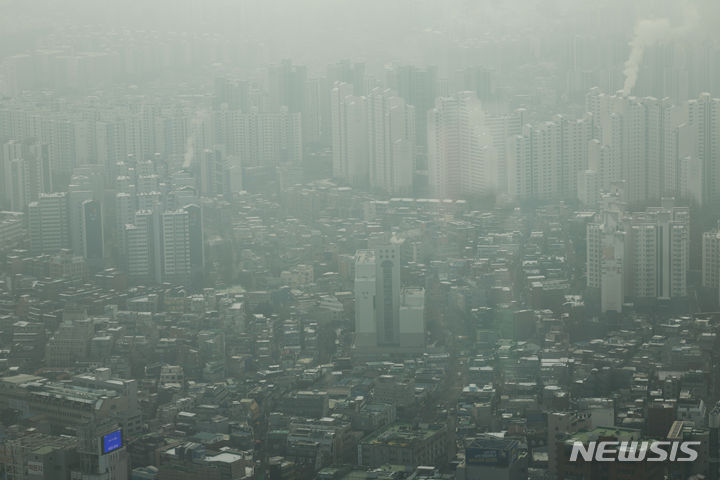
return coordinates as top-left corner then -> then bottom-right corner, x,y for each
622,18 -> 671,96
622,3 -> 701,96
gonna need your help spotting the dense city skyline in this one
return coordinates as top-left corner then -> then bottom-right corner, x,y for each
3,1 -> 720,480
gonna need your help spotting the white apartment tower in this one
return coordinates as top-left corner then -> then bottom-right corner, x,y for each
687,93 -> 720,205
428,91 -> 497,198
331,82 -> 369,186
587,200 -> 689,308
367,88 -> 416,194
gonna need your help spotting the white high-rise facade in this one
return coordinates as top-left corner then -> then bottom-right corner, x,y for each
367,88 -> 416,194
687,93 -> 720,205
587,209 -> 625,313
428,91 -> 497,198
353,237 -> 411,352
331,82 -> 369,186
587,199 -> 689,309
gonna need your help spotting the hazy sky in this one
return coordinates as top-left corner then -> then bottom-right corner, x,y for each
0,0 -> 717,71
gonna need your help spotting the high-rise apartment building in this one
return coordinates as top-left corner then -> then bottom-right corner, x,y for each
428,92 -> 497,198
587,199 -> 689,310
702,224 -> 720,302
214,107 -> 302,168
28,192 -> 71,254
687,93 -> 720,205
81,199 -> 104,269
161,209 -> 191,285
331,82 -> 368,186
386,65 -> 438,158
367,88 -> 416,194
1,140 -> 52,211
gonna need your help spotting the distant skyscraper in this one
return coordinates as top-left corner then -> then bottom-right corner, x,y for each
587,209 -> 625,313
584,89 -> 685,204
28,192 -> 71,254
353,238 -> 405,351
331,82 -> 368,186
587,199 -> 689,310
509,112 -> 592,201
198,148 -> 227,198
68,188 -> 93,256
508,121 -> 561,200
124,223 -> 150,282
161,209 -> 191,285
133,210 -> 162,283
327,60 -> 367,96
428,92 -> 497,198
354,249 -> 377,349
387,65 -> 438,159
367,88 -> 416,194
183,204 -> 205,287
266,59 -> 307,113
702,225 -> 720,301
1,140 -> 52,211
687,93 -> 720,205
399,288 -> 425,349
81,199 -> 104,270
213,108 -> 302,167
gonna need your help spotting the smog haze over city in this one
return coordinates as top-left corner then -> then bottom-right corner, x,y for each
3,1 -> 720,479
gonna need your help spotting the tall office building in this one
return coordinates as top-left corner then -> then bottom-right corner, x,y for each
353,238 -> 408,353
428,92 -> 497,198
28,192 -> 71,254
161,209 -> 191,285
367,88 -> 416,194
